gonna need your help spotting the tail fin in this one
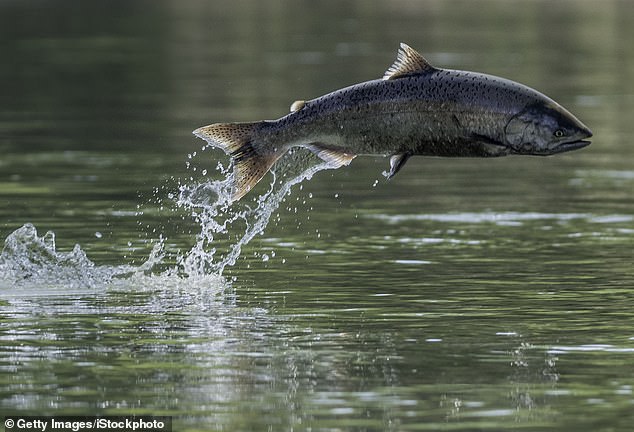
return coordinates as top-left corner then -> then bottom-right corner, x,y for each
193,122 -> 283,202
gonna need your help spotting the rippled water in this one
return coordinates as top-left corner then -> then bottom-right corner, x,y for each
1,1 -> 633,431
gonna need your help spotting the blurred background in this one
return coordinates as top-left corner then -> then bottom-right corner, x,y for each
1,1 -> 633,431
0,0 -> 631,250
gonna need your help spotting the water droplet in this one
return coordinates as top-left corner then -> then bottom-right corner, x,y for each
94,232 -> 102,239
172,150 -> 336,276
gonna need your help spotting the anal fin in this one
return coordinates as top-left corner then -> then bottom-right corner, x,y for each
304,143 -> 356,168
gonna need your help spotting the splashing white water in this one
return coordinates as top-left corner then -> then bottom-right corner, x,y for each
0,148 -> 334,286
0,223 -> 102,287
177,149 -> 334,276
0,223 -> 165,289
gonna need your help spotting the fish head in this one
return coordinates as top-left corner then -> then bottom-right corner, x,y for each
504,102 -> 592,155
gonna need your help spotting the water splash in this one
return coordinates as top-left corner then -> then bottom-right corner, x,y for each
0,148 -> 334,286
0,223 -> 164,289
0,223 -> 96,287
177,149 -> 334,276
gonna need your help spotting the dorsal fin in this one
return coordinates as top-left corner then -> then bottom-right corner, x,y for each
383,43 -> 436,80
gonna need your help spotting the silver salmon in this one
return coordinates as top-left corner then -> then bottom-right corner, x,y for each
194,43 -> 592,201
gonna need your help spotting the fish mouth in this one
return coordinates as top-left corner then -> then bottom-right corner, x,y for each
509,138 -> 592,156
552,126 -> 594,154
549,138 -> 592,154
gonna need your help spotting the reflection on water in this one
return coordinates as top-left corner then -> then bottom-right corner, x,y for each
1,0 -> 634,431
368,211 -> 634,224
0,277 -> 576,429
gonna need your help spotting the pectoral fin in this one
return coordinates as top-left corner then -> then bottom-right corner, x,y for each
471,133 -> 511,156
386,152 -> 412,179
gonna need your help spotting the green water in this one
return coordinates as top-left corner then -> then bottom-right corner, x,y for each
1,0 -> 633,431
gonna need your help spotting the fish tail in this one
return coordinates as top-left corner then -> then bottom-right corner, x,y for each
193,122 -> 283,202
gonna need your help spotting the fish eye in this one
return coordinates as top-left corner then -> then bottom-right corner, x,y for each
554,129 -> 565,138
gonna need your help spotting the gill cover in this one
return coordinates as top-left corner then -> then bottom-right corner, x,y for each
504,103 -> 563,153
504,108 -> 535,150
504,102 -> 591,154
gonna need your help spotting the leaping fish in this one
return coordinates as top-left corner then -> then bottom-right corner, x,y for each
194,43 -> 592,202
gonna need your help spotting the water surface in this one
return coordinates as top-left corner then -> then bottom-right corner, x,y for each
1,1 -> 633,431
